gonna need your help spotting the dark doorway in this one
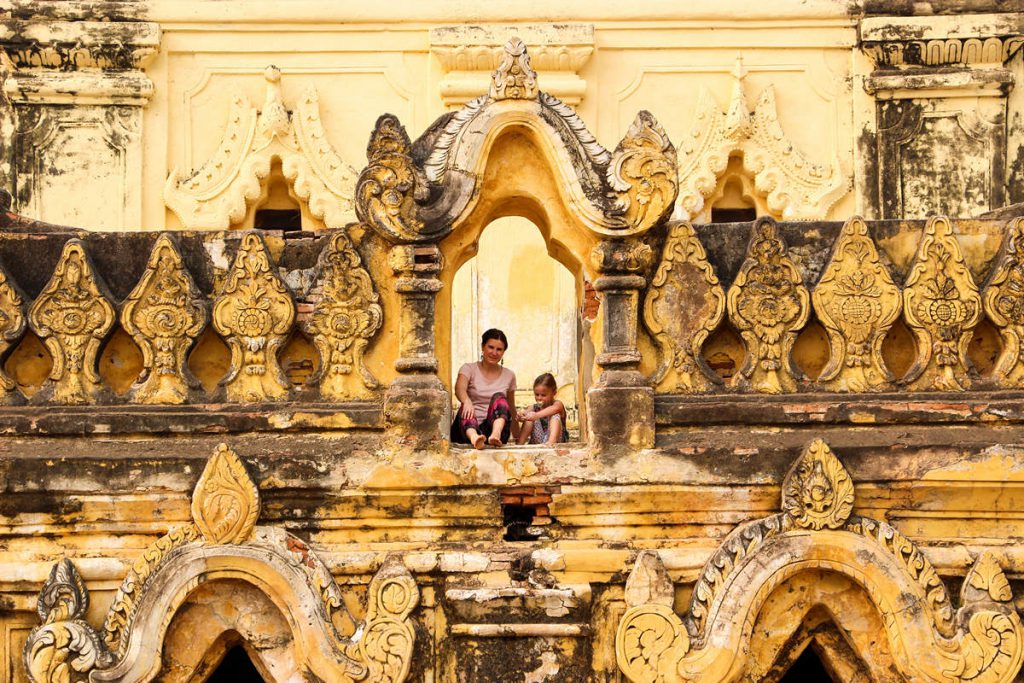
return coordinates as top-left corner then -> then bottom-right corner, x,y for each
254,208 -> 302,232
205,646 -> 266,683
779,645 -> 835,682
710,206 -> 757,223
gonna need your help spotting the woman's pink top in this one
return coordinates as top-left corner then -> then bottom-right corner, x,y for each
458,362 -> 516,422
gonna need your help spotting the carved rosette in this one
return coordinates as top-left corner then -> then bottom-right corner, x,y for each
727,218 -> 809,393
212,232 -> 295,402
643,221 -> 724,393
25,559 -> 115,683
28,241 -> 116,405
305,231 -> 383,400
813,216 -> 902,392
984,217 -> 1024,388
355,114 -> 428,243
615,440 -> 1024,683
0,258 -> 26,401
489,37 -> 538,100
191,443 -> 260,545
607,111 -> 679,233
121,235 -> 207,404
781,439 -> 854,530
903,216 -> 982,391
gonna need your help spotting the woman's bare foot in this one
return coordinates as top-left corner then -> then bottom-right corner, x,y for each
487,434 -> 503,447
467,428 -> 485,450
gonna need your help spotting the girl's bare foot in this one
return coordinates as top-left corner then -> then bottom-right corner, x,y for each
487,434 -> 503,447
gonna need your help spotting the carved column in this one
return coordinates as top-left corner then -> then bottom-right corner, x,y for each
587,238 -> 655,452
0,3 -> 159,229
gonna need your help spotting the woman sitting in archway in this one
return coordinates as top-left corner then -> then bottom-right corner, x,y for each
452,329 -> 517,449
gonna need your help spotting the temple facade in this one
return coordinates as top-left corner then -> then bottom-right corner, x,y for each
3,1 -> 1024,681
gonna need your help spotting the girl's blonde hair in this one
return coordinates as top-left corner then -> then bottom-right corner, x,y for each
533,373 -> 557,392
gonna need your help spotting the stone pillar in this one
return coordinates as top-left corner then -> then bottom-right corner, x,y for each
587,238 -> 655,452
384,244 -> 450,449
0,4 -> 159,229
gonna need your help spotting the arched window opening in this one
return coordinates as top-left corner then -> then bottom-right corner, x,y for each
451,216 -> 582,442
710,173 -> 757,224
253,159 -> 302,232
778,644 -> 836,682
204,645 -> 267,683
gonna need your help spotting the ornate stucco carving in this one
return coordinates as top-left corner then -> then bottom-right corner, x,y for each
615,438 -> 1024,683
0,257 -> 26,402
305,231 -> 383,400
726,217 -> 809,393
983,217 -> 1024,388
28,240 -> 116,405
121,234 -> 207,404
676,59 -> 848,222
489,37 -> 538,100
812,216 -> 902,391
903,216 -> 981,391
212,232 -> 296,402
164,66 -> 358,230
607,111 -> 679,233
643,220 -> 725,393
28,444 -> 420,683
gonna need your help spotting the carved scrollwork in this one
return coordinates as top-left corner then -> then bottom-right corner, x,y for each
903,216 -> 982,391
305,231 -> 383,401
983,217 -> 1024,388
28,240 -> 116,405
357,555 -> 420,683
190,443 -> 260,545
643,221 -> 725,393
615,440 -> 1024,683
727,217 -> 809,393
813,216 -> 902,391
489,37 -> 538,101
121,234 -> 207,404
607,111 -> 678,233
212,232 -> 295,402
781,438 -> 854,530
25,559 -> 115,683
0,257 -> 26,401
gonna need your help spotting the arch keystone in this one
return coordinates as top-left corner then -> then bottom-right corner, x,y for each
191,443 -> 260,545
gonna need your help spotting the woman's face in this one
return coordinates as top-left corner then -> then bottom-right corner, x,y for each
481,338 -> 506,365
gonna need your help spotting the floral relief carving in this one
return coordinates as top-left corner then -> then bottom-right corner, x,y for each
0,258 -> 26,401
121,234 -> 207,404
727,217 -> 809,393
903,216 -> 982,391
643,220 -> 725,393
164,66 -> 358,230
305,231 -> 383,401
489,37 -> 538,100
190,443 -> 260,545
357,555 -> 421,683
607,110 -> 679,233
813,216 -> 902,391
28,240 -> 116,405
212,232 -> 295,402
983,217 -> 1024,388
615,439 -> 1024,683
355,113 -> 429,243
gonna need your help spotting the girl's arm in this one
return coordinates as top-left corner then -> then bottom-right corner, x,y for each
527,400 -> 564,420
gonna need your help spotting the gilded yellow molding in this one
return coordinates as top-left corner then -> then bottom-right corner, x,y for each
305,230 -> 383,401
120,234 -> 207,404
643,220 -> 725,393
28,240 -> 116,405
813,216 -> 902,392
0,258 -> 26,400
615,438 -> 1024,683
903,216 -> 982,391
727,217 -> 809,393
983,217 -> 1024,388
212,232 -> 296,402
190,443 -> 260,545
607,111 -> 678,234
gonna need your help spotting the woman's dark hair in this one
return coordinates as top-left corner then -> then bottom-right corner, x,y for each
533,373 -> 557,391
481,328 -> 508,350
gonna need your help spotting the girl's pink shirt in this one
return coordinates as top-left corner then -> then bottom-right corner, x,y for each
458,362 -> 516,422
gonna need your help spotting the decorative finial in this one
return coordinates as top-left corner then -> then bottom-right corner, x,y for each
724,55 -> 750,140
191,443 -> 260,544
781,439 -> 855,530
259,65 -> 289,137
490,37 -> 538,101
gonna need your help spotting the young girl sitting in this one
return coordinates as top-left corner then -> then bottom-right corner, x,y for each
517,373 -> 569,445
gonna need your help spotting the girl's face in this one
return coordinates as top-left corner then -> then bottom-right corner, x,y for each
482,339 -> 506,364
533,384 -> 555,407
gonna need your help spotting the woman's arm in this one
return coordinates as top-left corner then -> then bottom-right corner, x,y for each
507,376 -> 519,438
525,400 -> 564,421
455,373 -> 475,421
